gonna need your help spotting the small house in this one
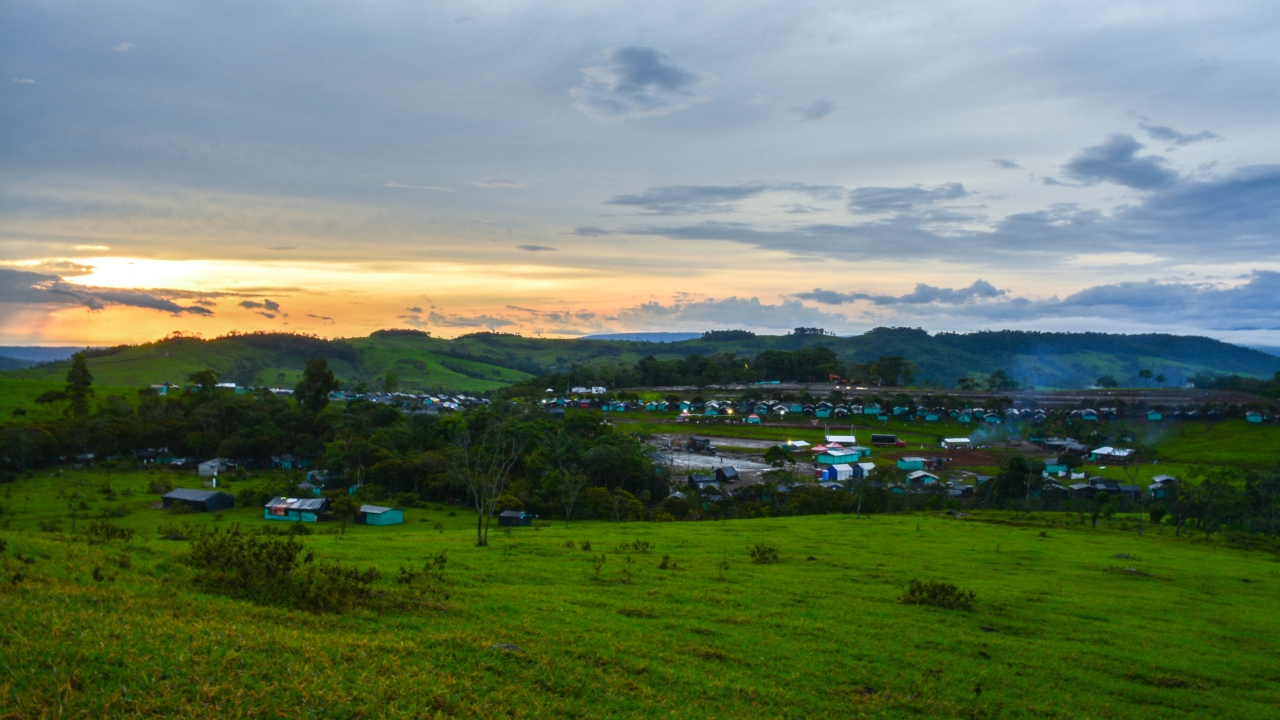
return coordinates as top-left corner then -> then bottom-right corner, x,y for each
357,505 -> 404,526
198,458 -> 233,477
897,457 -> 926,471
1081,409 -> 1099,421
270,454 -> 310,470
862,404 -> 880,415
906,470 -> 940,486
747,413 -> 762,425
162,488 -> 235,512
1090,447 -> 1134,463
715,466 -> 740,484
958,411 -> 973,423
941,437 -> 972,449
264,497 -> 330,522
679,401 -> 692,411
984,413 -> 1002,424
823,463 -> 854,482
1147,410 -> 1163,422
1068,483 -> 1096,500
688,473 -> 720,490
498,510 -> 533,527
817,447 -> 871,465
1149,475 -> 1179,499
1246,411 -> 1264,424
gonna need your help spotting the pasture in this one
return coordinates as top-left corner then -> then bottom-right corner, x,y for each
1,469 -> 1278,718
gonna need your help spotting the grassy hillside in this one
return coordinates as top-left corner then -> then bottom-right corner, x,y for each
4,328 -> 1278,393
2,469 -> 1278,717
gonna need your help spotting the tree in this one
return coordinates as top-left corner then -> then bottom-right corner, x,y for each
65,352 -> 94,418
295,358 -> 340,412
329,493 -> 359,534
449,420 -> 525,546
543,469 -> 588,528
764,445 -> 794,468
610,488 -> 645,522
1095,374 -> 1120,389
187,369 -> 219,399
1245,469 -> 1280,535
956,377 -> 978,391
1155,373 -> 1167,387
1138,368 -> 1154,387
382,373 -> 400,393
986,369 -> 1019,392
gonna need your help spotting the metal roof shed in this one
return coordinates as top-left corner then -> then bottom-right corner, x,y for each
264,496 -> 330,522
357,505 -> 404,526
162,488 -> 235,512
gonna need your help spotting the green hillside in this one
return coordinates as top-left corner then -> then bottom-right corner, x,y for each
3,469 -> 1279,718
5,328 -> 1277,393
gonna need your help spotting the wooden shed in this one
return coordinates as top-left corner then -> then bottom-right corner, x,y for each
162,488 -> 235,513
357,504 -> 404,526
264,496 -> 330,522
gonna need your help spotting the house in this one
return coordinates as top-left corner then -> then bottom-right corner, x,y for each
264,497 -> 330,522
833,405 -> 850,418
1149,475 -> 1179,499
198,458 -> 233,477
862,404 -> 880,415
906,470 -> 940,486
857,461 -> 875,478
1044,463 -> 1070,475
1081,409 -> 1099,421
823,463 -> 854,482
270,454 -> 310,470
784,440 -> 811,450
984,413 -> 1002,424
1068,483 -> 1096,500
817,447 -> 871,465
897,457 -> 926,471
162,488 -> 235,513
924,412 -> 941,422
893,406 -> 910,416
715,466 -> 740,484
1247,411 -> 1264,424
941,437 -> 972,449
816,404 -> 832,419
498,510 -> 533,527
747,413 -> 762,425
357,505 -> 404,526
295,482 -> 323,498
1147,410 -> 1163,422
688,473 -> 720,490
789,403 -> 804,413
1090,447 -> 1135,463
825,434 -> 858,445
545,406 -> 566,420
645,401 -> 659,411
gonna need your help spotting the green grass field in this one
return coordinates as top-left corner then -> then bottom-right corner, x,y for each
2,469 -> 1278,718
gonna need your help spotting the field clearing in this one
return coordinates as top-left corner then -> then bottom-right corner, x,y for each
2,470 -> 1278,718
0,377 -> 139,418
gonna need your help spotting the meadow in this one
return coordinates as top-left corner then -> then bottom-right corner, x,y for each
2,469 -> 1278,718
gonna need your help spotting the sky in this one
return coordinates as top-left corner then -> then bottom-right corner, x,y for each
2,0 -> 1278,346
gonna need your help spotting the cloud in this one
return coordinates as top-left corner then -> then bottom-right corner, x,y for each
265,245 -> 296,251
613,296 -> 846,332
505,305 -> 598,326
385,182 -> 454,192
1139,122 -> 1218,148
570,46 -> 710,123
239,299 -> 281,312
1061,134 -> 1178,190
455,15 -> 473,23
797,280 -> 1006,305
847,183 -> 970,214
426,311 -> 515,329
13,78 -> 36,84
992,159 -> 1019,170
617,161 -> 1280,265
516,244 -> 557,252
605,182 -> 843,215
110,42 -> 137,52
306,313 -> 335,323
790,99 -> 835,122
473,179 -> 522,188
406,306 -> 423,313
0,268 -> 215,315
571,226 -> 614,236
256,312 -> 276,319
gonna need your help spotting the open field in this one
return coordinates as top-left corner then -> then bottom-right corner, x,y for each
2,469 -> 1279,718
0,377 -> 140,419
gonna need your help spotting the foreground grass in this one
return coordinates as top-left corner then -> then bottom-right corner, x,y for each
2,473 -> 1278,718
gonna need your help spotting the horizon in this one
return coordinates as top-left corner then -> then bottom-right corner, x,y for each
3,1 -> 1278,347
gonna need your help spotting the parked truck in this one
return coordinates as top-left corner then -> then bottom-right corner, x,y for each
871,434 -> 906,447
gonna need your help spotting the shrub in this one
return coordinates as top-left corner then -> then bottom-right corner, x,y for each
654,512 -> 676,522
82,520 -> 135,545
748,542 -> 780,564
147,479 -> 173,495
1148,503 -> 1167,524
900,579 -> 976,610
38,520 -> 61,533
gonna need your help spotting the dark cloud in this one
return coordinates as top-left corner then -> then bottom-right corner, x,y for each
797,280 -> 1005,305
619,163 -> 1280,264
306,313 -> 335,323
474,179 -> 522,188
847,183 -> 969,214
406,306 -> 423,313
257,312 -> 276,319
239,298 -> 281,312
1139,122 -> 1218,148
0,268 -> 214,315
605,183 -> 843,215
571,226 -> 614,236
570,46 -> 709,122
793,99 -> 835,121
516,244 -> 557,252
992,159 -> 1020,170
1061,134 -> 1178,189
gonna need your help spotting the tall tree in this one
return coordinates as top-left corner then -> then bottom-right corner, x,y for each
294,358 -> 340,412
449,420 -> 525,546
65,352 -> 94,418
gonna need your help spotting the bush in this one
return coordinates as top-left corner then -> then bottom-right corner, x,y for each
185,524 -> 403,613
654,512 -> 676,522
748,542 -> 780,564
147,479 -> 173,495
1148,503 -> 1167,524
900,579 -> 976,610
82,520 -> 135,545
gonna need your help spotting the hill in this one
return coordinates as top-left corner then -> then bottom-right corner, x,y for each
4,328 -> 1277,393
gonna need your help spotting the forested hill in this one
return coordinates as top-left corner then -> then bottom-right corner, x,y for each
3,328 -> 1278,392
